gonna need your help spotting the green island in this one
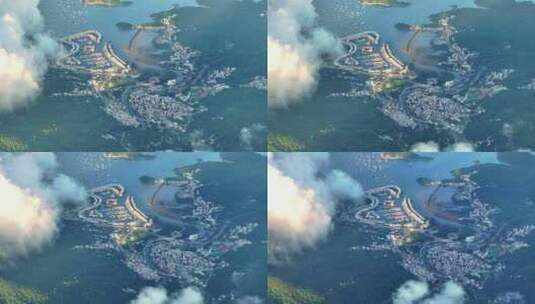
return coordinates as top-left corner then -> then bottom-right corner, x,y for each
123,228 -> 152,247
268,133 -> 305,151
103,75 -> 134,90
0,279 -> 47,304
383,78 -> 408,93
116,22 -> 134,31
268,276 -> 325,304
0,135 -> 28,151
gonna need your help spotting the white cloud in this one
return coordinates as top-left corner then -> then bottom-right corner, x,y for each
0,0 -> 62,112
170,287 -> 204,304
268,153 -> 363,263
445,142 -> 475,152
131,287 -> 169,304
393,280 -> 465,304
240,124 -> 266,151
410,141 -> 475,152
410,142 -> 440,152
393,280 -> 430,304
326,169 -> 364,200
0,173 -> 58,259
131,287 -> 204,304
268,160 -> 332,262
0,153 -> 86,259
268,38 -> 316,107
268,0 -> 342,108
422,281 -> 465,304
235,296 -> 264,304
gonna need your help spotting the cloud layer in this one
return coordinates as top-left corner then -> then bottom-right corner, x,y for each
268,153 -> 363,263
0,0 -> 61,112
410,141 -> 475,152
268,0 -> 342,108
131,287 -> 203,304
393,280 -> 466,304
0,153 -> 86,259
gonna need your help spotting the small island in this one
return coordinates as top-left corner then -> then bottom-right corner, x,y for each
361,0 -> 410,7
417,177 -> 442,187
82,0 -> 132,7
139,175 -> 157,185
395,22 -> 412,32
116,22 -> 134,31
103,152 -> 156,161
380,152 -> 433,161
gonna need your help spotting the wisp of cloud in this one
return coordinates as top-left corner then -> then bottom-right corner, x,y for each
268,0 -> 342,108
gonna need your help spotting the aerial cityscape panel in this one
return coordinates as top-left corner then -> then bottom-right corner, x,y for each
268,152 -> 535,303
0,152 -> 266,303
0,0 -> 266,151
268,0 -> 535,151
